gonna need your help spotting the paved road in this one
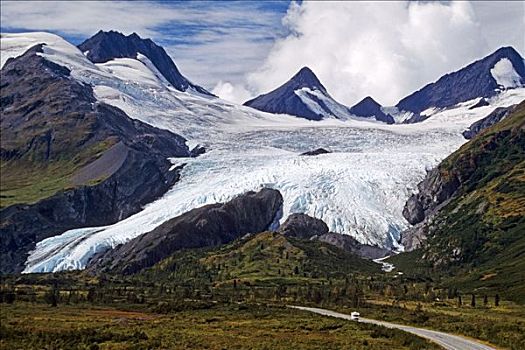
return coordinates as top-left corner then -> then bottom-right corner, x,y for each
289,306 -> 496,350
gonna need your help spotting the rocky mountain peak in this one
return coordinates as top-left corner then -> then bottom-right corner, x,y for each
289,66 -> 326,92
78,30 -> 213,95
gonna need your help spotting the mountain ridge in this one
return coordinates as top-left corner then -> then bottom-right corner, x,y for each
397,46 -> 525,116
78,30 -> 213,96
0,43 -> 190,273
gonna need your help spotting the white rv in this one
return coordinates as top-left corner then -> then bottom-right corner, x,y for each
350,312 -> 360,321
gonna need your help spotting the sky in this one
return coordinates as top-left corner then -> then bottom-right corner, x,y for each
1,1 -> 524,105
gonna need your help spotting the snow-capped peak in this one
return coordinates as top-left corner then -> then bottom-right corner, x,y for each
288,66 -> 327,92
77,30 -> 213,96
396,46 -> 525,116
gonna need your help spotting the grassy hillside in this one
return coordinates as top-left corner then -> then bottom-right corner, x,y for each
144,231 -> 380,286
392,100 -> 525,301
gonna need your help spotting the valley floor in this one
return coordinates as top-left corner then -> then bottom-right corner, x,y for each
0,302 -> 441,350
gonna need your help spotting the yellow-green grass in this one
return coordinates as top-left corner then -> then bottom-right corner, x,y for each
0,302 -> 440,350
336,298 -> 525,350
0,138 -> 116,208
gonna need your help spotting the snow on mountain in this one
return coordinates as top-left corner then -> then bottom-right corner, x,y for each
78,30 -> 213,96
244,67 -> 359,121
397,46 -> 525,116
2,32 -> 524,273
491,58 -> 524,89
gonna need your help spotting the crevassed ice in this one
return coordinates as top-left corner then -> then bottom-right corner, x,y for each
2,33 -> 524,273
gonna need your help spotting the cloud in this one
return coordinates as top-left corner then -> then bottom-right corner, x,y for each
1,1 -> 522,105
242,1 -> 525,105
212,81 -> 253,104
0,0 -> 285,92
245,1 -> 498,106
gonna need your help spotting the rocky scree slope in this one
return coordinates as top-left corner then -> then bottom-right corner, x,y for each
0,44 -> 190,273
88,188 -> 284,274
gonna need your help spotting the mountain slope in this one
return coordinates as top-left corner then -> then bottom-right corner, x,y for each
398,100 -> 525,300
78,30 -> 212,96
142,230 -> 380,284
397,47 -> 525,115
244,67 -> 354,121
349,96 -> 395,124
87,189 -> 283,275
0,43 -> 190,273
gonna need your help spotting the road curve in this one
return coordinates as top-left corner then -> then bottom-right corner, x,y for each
289,306 -> 496,350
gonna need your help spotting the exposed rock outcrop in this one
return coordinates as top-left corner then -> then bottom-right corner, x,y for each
397,46 -> 525,116
401,100 -> 525,251
0,44 -> 190,273
468,98 -> 489,110
318,232 -> 391,260
349,96 -> 395,124
278,213 -> 390,259
462,105 -> 515,139
279,213 -> 329,239
88,188 -> 284,274
244,67 -> 348,121
300,148 -> 331,156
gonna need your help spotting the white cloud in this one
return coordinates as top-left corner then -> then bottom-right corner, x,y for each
212,81 -> 253,103
246,1 -> 497,106
1,1 -> 523,105
0,1 -> 283,91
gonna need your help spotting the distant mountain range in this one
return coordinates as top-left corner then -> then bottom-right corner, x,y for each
245,47 -> 525,123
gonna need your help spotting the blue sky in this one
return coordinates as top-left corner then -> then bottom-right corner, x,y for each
0,1 -> 290,91
1,1 -> 523,104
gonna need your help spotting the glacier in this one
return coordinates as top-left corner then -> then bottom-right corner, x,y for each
2,33 -> 524,273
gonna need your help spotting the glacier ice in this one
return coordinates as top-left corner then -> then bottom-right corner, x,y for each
1,33 -> 524,273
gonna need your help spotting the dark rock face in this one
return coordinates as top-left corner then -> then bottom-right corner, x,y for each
244,67 -> 345,121
189,144 -> 206,157
349,96 -> 395,124
397,47 -> 525,115
279,213 -> 329,239
300,148 -> 331,156
0,44 -> 190,273
401,102 -> 524,250
468,98 -> 489,110
89,188 -> 284,274
78,30 -> 212,96
277,213 -> 390,259
402,168 -> 460,226
462,106 -> 515,139
318,233 -> 390,260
